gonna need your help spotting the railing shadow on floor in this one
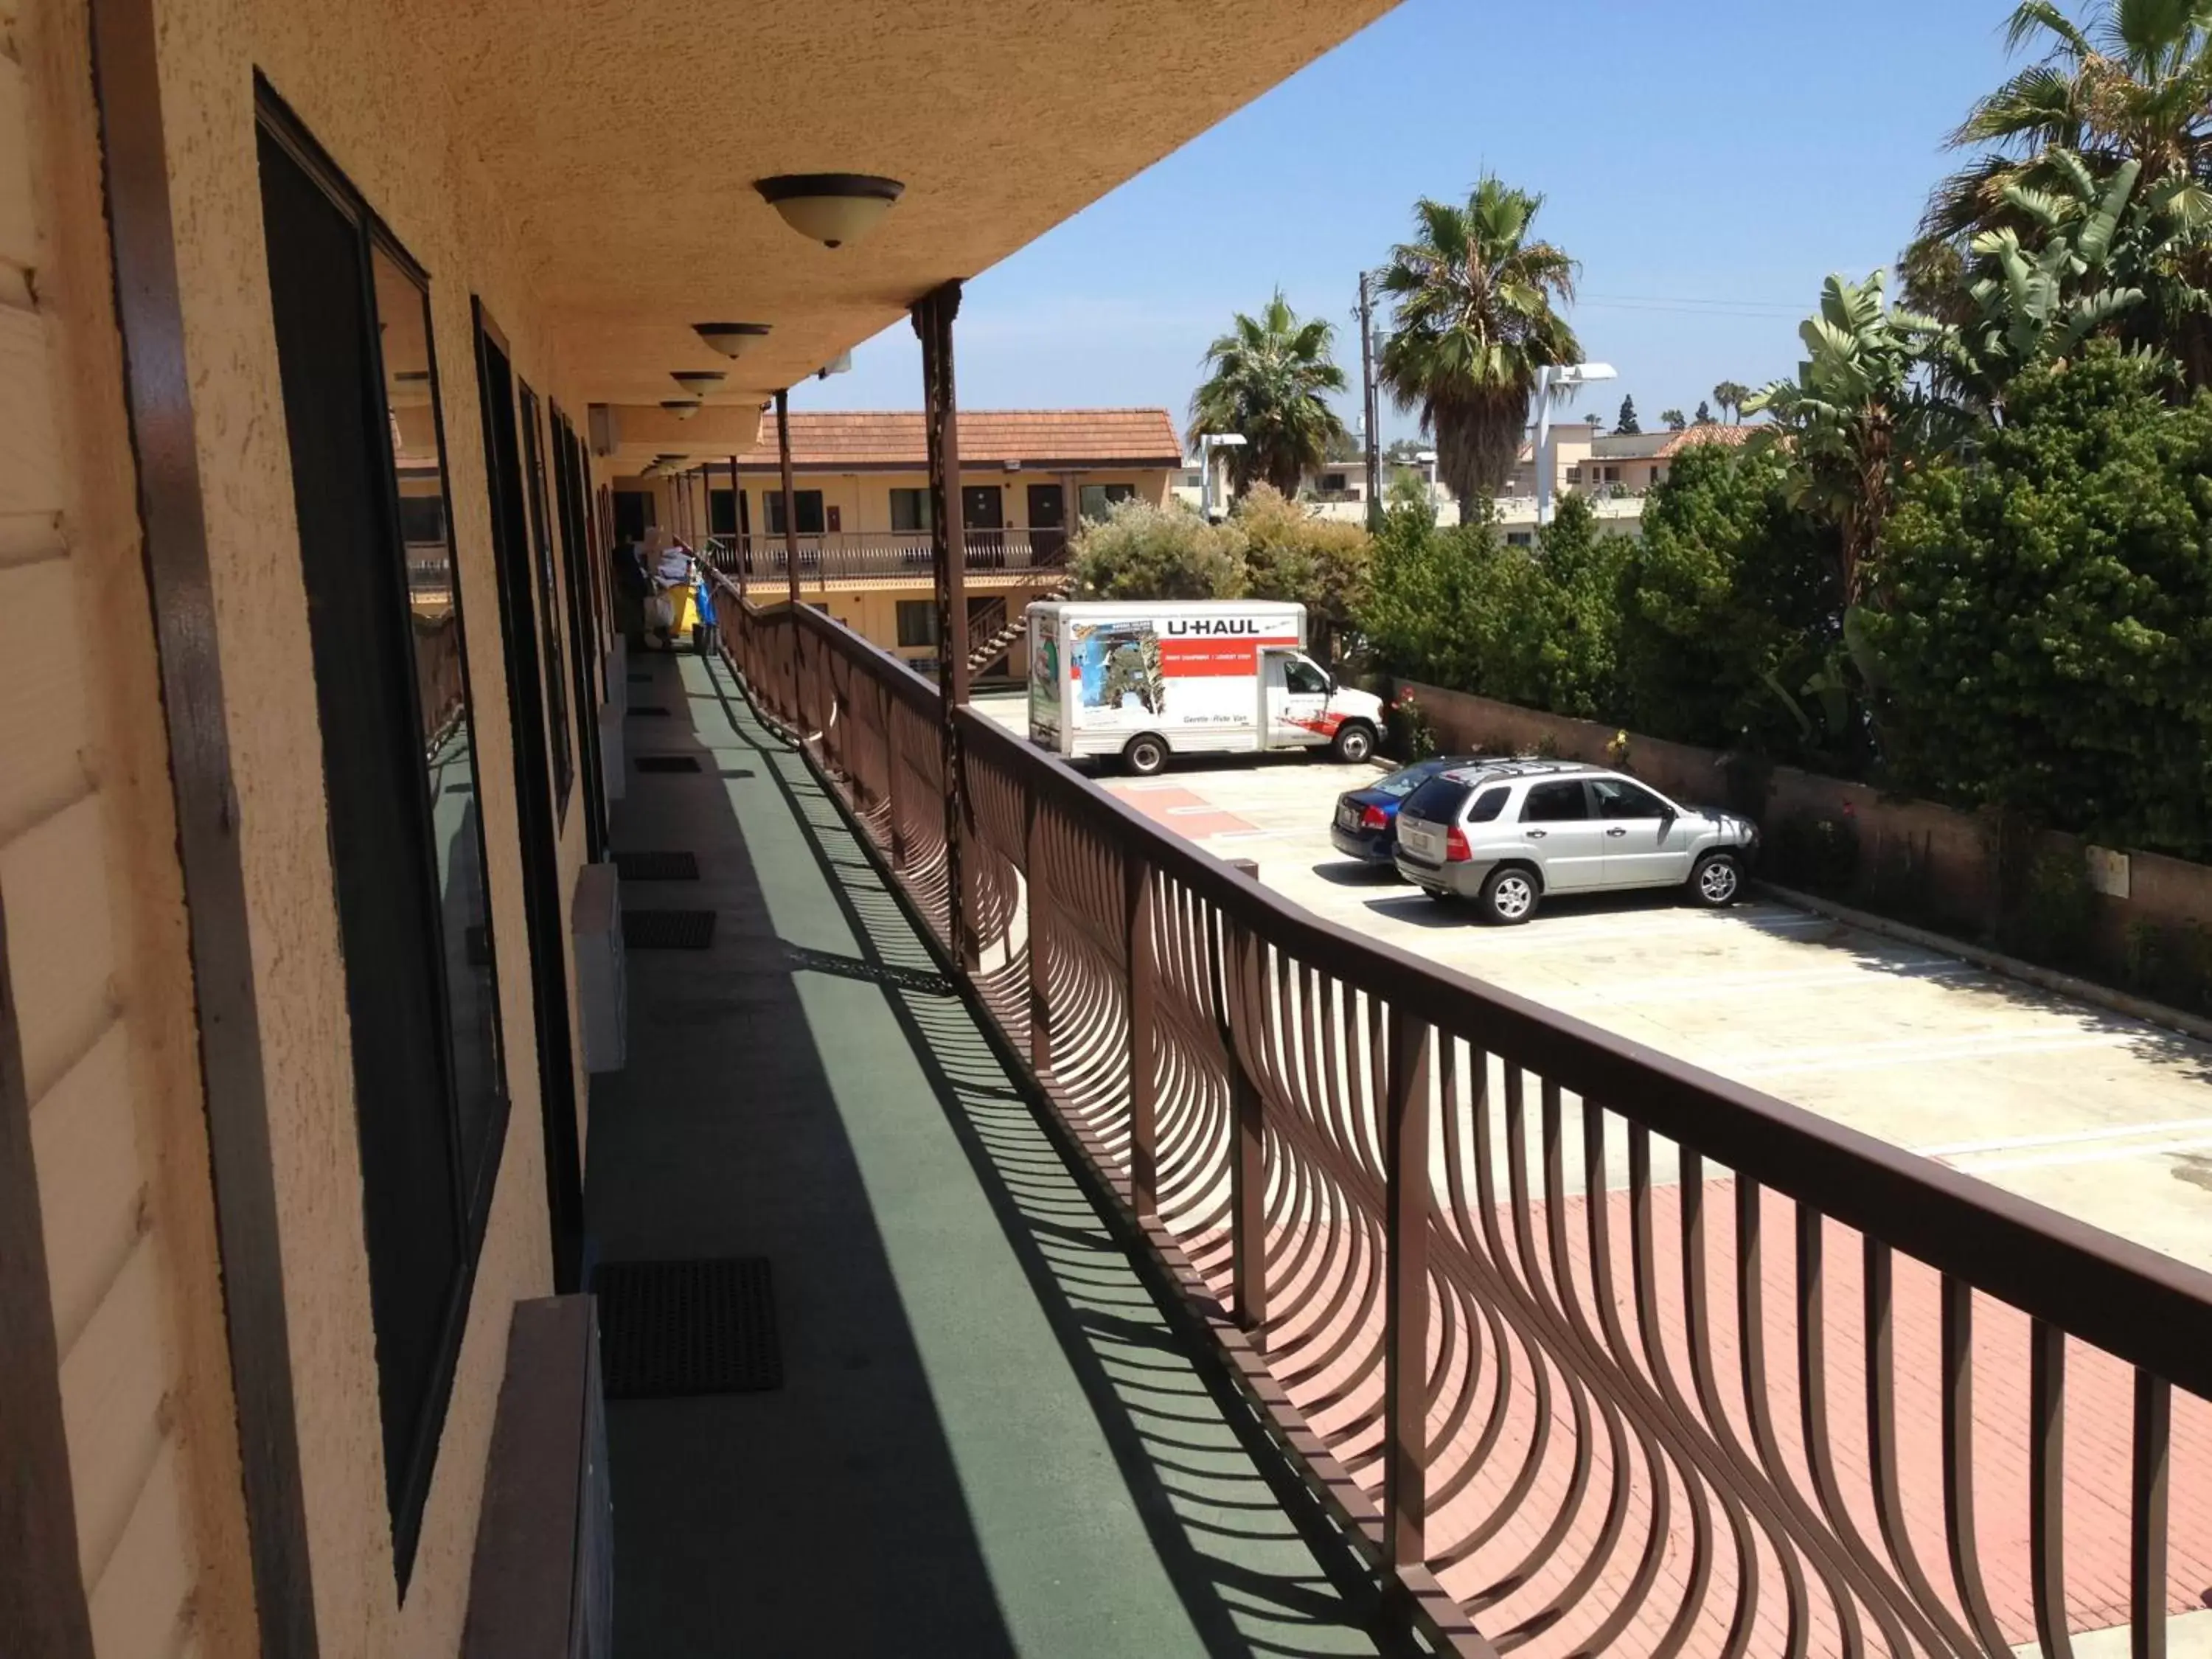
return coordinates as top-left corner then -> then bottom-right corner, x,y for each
617,653 -> 1423,1658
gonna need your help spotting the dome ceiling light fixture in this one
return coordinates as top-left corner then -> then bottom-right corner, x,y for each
753,173 -> 905,249
661,399 -> 701,421
670,370 -> 726,399
692,321 -> 772,359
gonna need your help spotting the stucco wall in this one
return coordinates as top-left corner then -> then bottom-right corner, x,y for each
137,0 -> 602,1648
8,1 -> 263,1654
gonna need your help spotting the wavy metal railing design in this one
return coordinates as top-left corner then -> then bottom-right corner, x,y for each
714,585 -> 2212,1659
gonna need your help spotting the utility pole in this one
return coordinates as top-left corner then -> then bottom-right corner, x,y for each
1358,271 -> 1382,526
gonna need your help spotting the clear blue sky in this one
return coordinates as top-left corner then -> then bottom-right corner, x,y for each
790,0 -> 2018,443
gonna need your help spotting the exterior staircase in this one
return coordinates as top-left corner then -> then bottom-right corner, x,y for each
968,573 -> 1072,675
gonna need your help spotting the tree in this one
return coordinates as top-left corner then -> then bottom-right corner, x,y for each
1189,290 -> 1350,497
1236,485 -> 1373,664
1865,347 -> 2212,858
1582,410 -> 1605,431
1712,380 -> 1753,424
1746,270 -> 1945,605
1071,498 -> 1248,601
1377,175 -> 1582,520
1358,501 -> 1493,687
1617,394 -> 1642,434
1695,399 -> 1716,425
1382,436 -> 1432,463
1925,150 -> 2193,411
1616,442 -> 1843,756
1660,408 -> 1688,431
1913,0 -> 2212,383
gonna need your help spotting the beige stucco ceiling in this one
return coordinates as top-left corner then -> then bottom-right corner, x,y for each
413,0 -> 1399,409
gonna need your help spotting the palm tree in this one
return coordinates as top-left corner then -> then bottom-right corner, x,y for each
1377,176 -> 1581,521
1188,291 -> 1349,498
1927,150 -> 2171,410
1712,380 -> 1752,423
1913,0 -> 2212,378
1660,408 -> 1688,430
1747,271 -> 1946,605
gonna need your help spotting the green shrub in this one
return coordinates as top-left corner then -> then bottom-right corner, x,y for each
2124,919 -> 2212,1015
1615,444 -> 1844,757
1771,809 -> 1861,893
1071,497 -> 1246,600
1999,846 -> 2098,969
1385,689 -> 1437,761
1867,348 -> 2212,861
1235,485 -> 1372,664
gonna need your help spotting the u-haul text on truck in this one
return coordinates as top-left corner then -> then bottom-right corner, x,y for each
1026,601 -> 1383,775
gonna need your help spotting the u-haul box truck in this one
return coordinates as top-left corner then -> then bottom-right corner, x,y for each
1026,600 -> 1383,775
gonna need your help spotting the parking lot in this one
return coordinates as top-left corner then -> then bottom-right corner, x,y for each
980,695 -> 2212,1275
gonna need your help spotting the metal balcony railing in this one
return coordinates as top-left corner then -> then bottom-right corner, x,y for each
702,527 -> 1067,585
709,580 -> 2212,1659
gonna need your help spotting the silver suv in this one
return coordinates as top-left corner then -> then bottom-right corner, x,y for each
1392,760 -> 1759,925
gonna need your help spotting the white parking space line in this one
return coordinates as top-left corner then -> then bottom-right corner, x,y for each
1918,1115 -> 2212,1158
1950,1135 -> 2212,1174
1728,1029 -> 2135,1077
1560,960 -> 1976,1006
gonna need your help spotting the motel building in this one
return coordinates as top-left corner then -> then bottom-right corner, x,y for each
6,0 -> 2211,1656
607,406 -> 1182,684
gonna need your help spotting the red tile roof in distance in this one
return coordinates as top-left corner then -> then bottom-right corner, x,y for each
737,408 -> 1183,470
1655,424 -> 1760,459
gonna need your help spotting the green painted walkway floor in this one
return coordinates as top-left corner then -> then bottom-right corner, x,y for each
586,649 -> 1412,1658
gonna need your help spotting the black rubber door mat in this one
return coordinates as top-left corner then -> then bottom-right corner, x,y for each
627,704 -> 672,717
594,1257 -> 782,1399
633,754 -> 700,774
623,908 -> 717,950
613,850 -> 700,882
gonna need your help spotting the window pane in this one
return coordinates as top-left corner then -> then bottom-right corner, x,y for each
516,383 -> 571,812
1593,778 -> 1668,819
896,599 -> 939,647
889,487 -> 931,532
1402,777 -> 1475,822
1467,787 -> 1509,823
1281,658 -> 1327,695
1522,780 -> 1590,822
372,246 -> 505,1208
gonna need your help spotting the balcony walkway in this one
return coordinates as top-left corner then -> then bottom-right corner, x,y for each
585,647 -> 1413,1658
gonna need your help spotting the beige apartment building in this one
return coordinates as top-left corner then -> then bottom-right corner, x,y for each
616,408 -> 1181,681
0,0 -> 1396,1652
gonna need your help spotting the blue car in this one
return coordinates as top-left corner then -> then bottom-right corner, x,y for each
1329,756 -> 1496,866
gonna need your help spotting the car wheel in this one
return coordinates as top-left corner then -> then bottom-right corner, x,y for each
1689,851 -> 1742,908
1479,866 -> 1540,925
1330,721 -> 1376,765
1124,734 -> 1168,777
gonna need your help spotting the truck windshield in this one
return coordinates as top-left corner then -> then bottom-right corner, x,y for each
1402,776 -> 1477,823
1281,657 -> 1329,695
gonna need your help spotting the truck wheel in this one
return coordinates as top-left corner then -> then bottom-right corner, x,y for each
1123,734 -> 1168,777
1330,721 -> 1377,765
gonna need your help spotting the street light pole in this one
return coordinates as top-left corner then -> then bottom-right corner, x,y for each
1358,271 -> 1382,524
1534,361 -> 1617,526
1197,433 -> 1246,521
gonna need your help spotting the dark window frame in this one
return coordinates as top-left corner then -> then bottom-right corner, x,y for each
515,381 -> 574,818
896,599 -> 939,647
253,81 -> 509,1585
764,487 -> 825,535
1520,779 -> 1594,823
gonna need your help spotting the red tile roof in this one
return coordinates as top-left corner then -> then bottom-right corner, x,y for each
1654,423 -> 1760,459
736,408 -> 1182,470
